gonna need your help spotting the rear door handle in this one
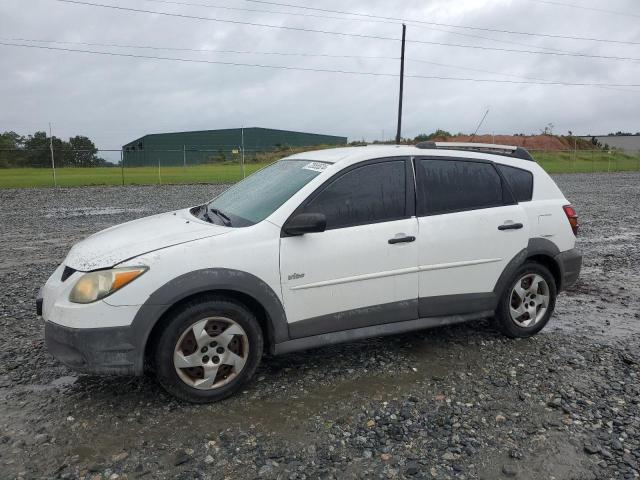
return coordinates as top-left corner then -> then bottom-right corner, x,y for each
388,236 -> 416,244
498,223 -> 524,231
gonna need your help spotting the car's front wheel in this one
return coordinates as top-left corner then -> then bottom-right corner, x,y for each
154,296 -> 263,403
495,262 -> 557,338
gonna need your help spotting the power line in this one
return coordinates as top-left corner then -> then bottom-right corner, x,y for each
1,37 -> 398,60
140,0 -> 596,57
3,36 -> 635,92
405,40 -> 640,62
54,0 -> 401,43
406,23 -> 577,55
2,41 -> 640,88
0,40 -> 411,77
52,0 -> 640,63
407,58 -> 635,93
138,0 -> 589,57
525,0 -> 640,18
141,0 -> 397,24
408,57 -> 585,82
246,0 -> 640,45
144,0 -> 640,30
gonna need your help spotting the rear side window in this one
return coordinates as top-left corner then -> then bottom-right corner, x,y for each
497,164 -> 534,202
304,160 -> 406,229
415,159 -> 506,216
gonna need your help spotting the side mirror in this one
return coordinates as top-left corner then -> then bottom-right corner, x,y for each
283,213 -> 327,236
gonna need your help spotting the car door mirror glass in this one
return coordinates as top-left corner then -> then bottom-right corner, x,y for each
283,213 -> 327,236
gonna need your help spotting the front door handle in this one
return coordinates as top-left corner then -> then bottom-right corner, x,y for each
498,223 -> 524,231
388,236 -> 416,244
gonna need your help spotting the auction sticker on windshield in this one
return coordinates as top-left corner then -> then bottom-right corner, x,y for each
302,162 -> 329,173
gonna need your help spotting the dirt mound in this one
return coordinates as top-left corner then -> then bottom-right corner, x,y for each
432,135 -> 589,151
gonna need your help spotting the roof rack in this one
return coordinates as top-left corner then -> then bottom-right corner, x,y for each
415,141 -> 535,161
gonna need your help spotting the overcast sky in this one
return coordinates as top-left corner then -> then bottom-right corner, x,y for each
1,0 -> 639,153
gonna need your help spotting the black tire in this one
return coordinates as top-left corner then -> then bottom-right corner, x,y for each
154,295 -> 263,403
495,262 -> 557,338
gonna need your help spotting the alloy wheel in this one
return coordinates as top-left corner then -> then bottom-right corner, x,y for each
173,317 -> 249,390
509,274 -> 550,328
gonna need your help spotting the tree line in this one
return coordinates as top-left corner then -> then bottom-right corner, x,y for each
0,131 -> 111,168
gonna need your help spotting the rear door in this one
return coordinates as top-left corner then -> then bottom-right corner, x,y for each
414,157 -> 530,317
279,158 -> 419,338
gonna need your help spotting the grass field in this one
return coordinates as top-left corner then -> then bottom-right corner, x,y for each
534,151 -> 640,174
0,163 -> 270,188
1,151 -> 639,188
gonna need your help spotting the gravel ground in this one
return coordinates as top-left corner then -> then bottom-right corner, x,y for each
0,173 -> 639,480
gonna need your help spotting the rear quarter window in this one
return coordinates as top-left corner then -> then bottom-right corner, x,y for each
497,164 -> 534,202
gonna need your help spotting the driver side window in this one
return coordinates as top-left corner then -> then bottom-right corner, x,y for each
303,160 -> 407,230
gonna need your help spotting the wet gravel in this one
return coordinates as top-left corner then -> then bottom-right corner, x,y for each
0,172 -> 639,480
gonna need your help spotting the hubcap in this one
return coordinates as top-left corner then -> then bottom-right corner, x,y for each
509,274 -> 550,327
173,317 -> 249,390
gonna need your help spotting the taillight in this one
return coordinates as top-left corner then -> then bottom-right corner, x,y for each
563,205 -> 579,236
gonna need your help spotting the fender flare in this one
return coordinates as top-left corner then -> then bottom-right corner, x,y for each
128,268 -> 289,371
526,237 -> 560,257
493,238 -> 563,296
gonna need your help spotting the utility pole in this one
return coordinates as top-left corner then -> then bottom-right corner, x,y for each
183,144 -> 187,169
395,24 -> 406,145
120,148 -> 125,186
49,123 -> 57,187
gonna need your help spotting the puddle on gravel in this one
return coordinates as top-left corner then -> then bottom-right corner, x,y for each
477,430 -> 593,480
55,337 -> 497,465
0,326 -> 599,476
2,324 -> 536,469
60,372 -> 424,463
44,207 -> 147,218
549,274 -> 640,341
577,228 -> 640,245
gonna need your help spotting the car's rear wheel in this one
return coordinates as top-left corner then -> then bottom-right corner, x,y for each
154,296 -> 263,403
495,262 -> 557,338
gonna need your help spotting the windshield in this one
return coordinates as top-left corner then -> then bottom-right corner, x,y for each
207,160 -> 328,226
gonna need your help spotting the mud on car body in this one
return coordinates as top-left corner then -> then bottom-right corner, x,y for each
38,143 -> 582,403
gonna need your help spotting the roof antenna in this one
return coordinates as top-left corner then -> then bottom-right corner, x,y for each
471,109 -> 490,140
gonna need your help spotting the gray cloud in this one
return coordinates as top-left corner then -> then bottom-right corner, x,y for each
0,0 -> 638,154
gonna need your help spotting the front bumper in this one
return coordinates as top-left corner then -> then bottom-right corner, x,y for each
556,248 -> 582,291
44,321 -> 142,376
38,263 -> 146,375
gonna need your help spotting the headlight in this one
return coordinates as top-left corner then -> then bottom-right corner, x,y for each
69,267 -> 148,304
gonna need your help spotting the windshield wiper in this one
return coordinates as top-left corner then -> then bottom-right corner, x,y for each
208,206 -> 232,227
198,205 -> 213,224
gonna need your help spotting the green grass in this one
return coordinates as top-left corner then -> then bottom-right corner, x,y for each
532,151 -> 640,174
0,163 -> 270,188
1,151 -> 639,188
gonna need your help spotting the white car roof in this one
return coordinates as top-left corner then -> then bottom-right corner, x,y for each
285,145 -> 537,170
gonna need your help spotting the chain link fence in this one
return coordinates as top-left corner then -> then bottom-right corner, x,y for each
0,145 -> 323,187
1,147 -> 639,188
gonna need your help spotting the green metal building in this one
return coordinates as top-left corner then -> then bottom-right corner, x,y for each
122,127 -> 347,167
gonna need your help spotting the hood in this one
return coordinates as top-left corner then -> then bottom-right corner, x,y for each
64,208 -> 229,271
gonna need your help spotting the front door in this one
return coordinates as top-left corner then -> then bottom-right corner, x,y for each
280,158 -> 419,339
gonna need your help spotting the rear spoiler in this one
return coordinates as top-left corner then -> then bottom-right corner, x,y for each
415,141 -> 535,161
